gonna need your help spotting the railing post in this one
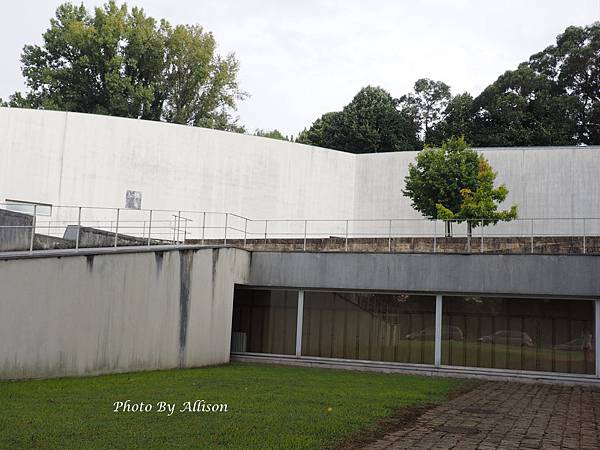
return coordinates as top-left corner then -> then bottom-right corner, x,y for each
480,219 -> 484,253
433,219 -> 437,253
243,217 -> 248,247
295,290 -> 305,356
467,220 -> 471,252
176,211 -> 182,245
114,208 -> 120,248
303,220 -> 307,251
172,216 -> 176,242
147,210 -> 153,246
345,219 -> 349,252
434,294 -> 442,367
530,218 -> 534,254
583,218 -> 586,254
224,213 -> 228,245
29,204 -> 37,253
264,220 -> 268,244
183,218 -> 188,244
75,206 -> 82,251
388,219 -> 392,252
201,212 -> 206,245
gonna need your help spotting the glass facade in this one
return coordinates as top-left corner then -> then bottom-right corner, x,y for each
231,288 -> 596,376
302,292 -> 436,364
441,296 -> 595,374
231,289 -> 297,355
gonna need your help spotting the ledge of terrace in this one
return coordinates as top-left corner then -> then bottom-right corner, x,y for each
246,251 -> 600,299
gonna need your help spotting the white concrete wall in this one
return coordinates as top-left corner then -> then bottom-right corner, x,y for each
354,147 -> 600,235
1,107 -> 600,237
0,108 -> 356,239
0,247 -> 250,379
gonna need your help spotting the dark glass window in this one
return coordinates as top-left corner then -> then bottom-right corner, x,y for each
231,289 -> 297,355
442,296 -> 595,375
302,292 -> 436,364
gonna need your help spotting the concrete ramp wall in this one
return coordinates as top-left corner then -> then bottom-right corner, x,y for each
0,247 -> 250,379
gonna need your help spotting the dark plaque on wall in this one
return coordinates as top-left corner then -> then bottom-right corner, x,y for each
125,190 -> 142,209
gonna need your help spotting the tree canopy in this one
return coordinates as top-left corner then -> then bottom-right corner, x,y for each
298,22 -> 600,150
430,22 -> 600,147
398,78 -> 451,143
297,86 -> 420,153
6,1 -> 247,132
403,137 -> 517,228
5,11 -> 599,147
254,129 -> 289,141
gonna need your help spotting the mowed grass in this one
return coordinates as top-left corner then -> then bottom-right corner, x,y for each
0,363 -> 462,449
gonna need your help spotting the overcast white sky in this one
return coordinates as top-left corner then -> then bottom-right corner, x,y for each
1,1 -> 598,136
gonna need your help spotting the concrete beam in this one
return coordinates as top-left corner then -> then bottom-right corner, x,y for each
248,252 -> 600,298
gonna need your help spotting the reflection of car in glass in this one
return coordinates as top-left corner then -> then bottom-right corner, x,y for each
405,325 -> 464,341
477,330 -> 534,347
553,338 -> 589,351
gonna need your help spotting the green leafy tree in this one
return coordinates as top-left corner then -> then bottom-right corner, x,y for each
296,111 -> 344,148
471,65 -> 578,146
427,93 -> 475,146
398,78 -> 451,143
254,129 -> 289,141
469,23 -> 600,146
436,158 -> 518,235
403,137 -> 517,235
528,23 -> 600,144
9,1 -> 247,132
297,86 -> 420,153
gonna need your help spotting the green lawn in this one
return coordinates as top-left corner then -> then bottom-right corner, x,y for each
0,363 -> 463,449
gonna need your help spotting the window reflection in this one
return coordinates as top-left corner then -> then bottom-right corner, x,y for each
441,296 -> 595,374
231,289 -> 297,355
231,289 -> 596,376
302,292 -> 436,364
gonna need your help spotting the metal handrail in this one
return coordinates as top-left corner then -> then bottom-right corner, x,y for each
1,202 -> 599,254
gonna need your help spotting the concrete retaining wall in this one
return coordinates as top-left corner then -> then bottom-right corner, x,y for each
0,208 -> 32,251
0,108 -> 356,222
195,236 -> 600,254
1,108 -> 599,237
354,147 -> 600,235
0,247 -> 250,379
1,245 -> 599,380
0,208 -> 71,251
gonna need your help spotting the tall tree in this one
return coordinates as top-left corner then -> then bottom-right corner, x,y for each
398,78 -> 451,143
469,23 -> 599,146
528,23 -> 600,144
471,65 -> 578,147
296,111 -> 345,149
9,1 -> 247,132
297,86 -> 420,153
427,93 -> 475,147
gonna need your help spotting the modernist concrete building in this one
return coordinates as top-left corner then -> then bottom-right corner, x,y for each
0,107 -> 599,384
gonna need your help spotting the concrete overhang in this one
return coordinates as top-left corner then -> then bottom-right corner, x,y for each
246,251 -> 600,299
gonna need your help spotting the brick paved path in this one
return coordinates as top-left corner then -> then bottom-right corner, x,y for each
365,382 -> 600,450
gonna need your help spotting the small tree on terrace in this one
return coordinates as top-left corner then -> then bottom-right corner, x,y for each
402,136 -> 517,236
